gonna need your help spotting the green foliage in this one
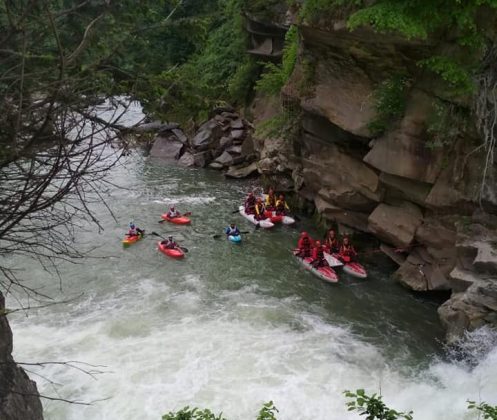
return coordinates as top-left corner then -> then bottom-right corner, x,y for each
255,25 -> 298,95
368,74 -> 411,136
467,401 -> 497,419
162,403 -> 278,420
142,0 -> 257,124
300,0 -> 364,21
344,389 -> 414,420
256,401 -> 279,420
162,406 -> 226,420
419,56 -> 475,94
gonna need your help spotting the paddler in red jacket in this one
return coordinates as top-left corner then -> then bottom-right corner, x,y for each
244,192 -> 256,214
296,232 -> 314,258
339,236 -> 357,263
312,241 -> 328,268
324,229 -> 340,253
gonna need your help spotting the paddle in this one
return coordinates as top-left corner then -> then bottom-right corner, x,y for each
231,209 -> 240,214
158,212 -> 192,223
150,232 -> 189,252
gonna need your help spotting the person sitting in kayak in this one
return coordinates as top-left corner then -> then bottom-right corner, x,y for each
265,187 -> 277,211
339,236 -> 358,263
161,236 -> 178,249
167,206 -> 181,219
127,223 -> 144,237
244,192 -> 256,215
275,194 -> 290,216
225,223 -> 240,237
254,198 -> 267,221
312,241 -> 329,268
324,229 -> 340,253
296,232 -> 314,258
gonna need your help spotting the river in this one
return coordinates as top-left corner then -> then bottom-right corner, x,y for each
7,107 -> 497,419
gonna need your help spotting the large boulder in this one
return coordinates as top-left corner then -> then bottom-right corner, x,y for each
368,202 -> 423,248
213,151 -> 234,167
177,152 -> 195,167
314,196 -> 370,232
379,172 -> 432,207
364,91 -> 445,183
191,120 -> 222,151
225,162 -> 259,179
149,135 -> 184,160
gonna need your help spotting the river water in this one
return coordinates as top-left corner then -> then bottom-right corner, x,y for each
7,105 -> 497,419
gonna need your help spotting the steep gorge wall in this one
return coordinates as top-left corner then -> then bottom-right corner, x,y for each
248,13 -> 497,342
0,293 -> 43,419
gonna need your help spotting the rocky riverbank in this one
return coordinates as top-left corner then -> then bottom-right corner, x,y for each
0,293 -> 43,419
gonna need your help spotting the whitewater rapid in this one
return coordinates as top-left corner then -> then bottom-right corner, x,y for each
8,151 -> 497,420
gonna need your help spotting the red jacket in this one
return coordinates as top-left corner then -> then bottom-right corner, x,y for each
339,244 -> 357,258
298,236 -> 314,249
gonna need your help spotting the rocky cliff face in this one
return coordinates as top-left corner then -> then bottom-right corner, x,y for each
0,293 -> 43,420
247,13 -> 497,342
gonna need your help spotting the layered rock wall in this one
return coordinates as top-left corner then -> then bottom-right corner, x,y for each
248,13 -> 497,341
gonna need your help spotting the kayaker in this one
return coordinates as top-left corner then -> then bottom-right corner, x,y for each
254,198 -> 267,221
244,192 -> 256,215
225,223 -> 240,236
127,223 -> 144,237
297,232 -> 313,258
339,236 -> 358,263
265,187 -> 276,211
324,229 -> 340,253
167,206 -> 181,219
275,194 -> 290,216
161,236 -> 178,249
312,241 -> 328,268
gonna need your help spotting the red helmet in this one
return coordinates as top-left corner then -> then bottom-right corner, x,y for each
315,240 -> 321,246
300,231 -> 308,237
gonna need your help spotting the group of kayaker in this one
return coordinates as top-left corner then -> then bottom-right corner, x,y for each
296,230 -> 357,268
244,187 -> 291,221
123,187 -> 367,279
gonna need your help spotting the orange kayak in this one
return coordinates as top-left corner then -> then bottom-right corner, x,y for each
158,241 -> 185,259
161,214 -> 191,225
122,233 -> 143,247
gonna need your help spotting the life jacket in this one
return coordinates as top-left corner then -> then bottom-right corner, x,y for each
325,237 -> 339,252
226,227 -> 239,236
275,199 -> 288,214
255,202 -> 266,217
164,240 -> 177,249
128,228 -> 137,236
340,243 -> 356,257
167,210 -> 179,218
312,246 -> 325,261
265,194 -> 276,208
298,236 -> 314,249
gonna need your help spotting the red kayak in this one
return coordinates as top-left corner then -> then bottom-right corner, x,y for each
161,214 -> 191,225
158,241 -> 185,259
333,254 -> 368,279
122,233 -> 143,247
293,250 -> 338,283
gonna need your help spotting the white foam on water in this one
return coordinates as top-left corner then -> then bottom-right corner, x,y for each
10,274 -> 497,420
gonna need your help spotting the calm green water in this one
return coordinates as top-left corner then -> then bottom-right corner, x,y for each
9,153 -> 497,420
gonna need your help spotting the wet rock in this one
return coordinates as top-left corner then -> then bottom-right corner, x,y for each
149,136 -> 184,160
225,162 -> 258,179
231,129 -> 245,140
208,161 -> 223,170
192,120 -> 222,150
172,128 -> 188,144
193,151 -> 210,168
226,145 -> 242,155
214,151 -> 234,167
230,119 -> 244,129
380,244 -> 407,265
178,152 -> 195,167
219,136 -> 233,149
314,196 -> 370,232
0,293 -> 43,420
368,202 -> 423,248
